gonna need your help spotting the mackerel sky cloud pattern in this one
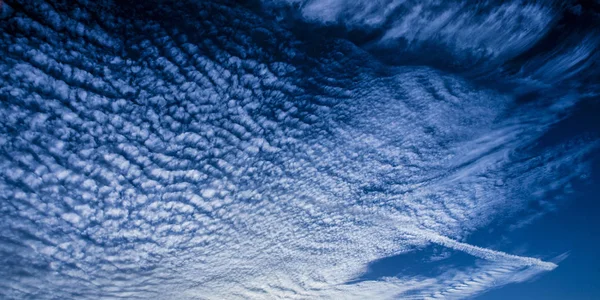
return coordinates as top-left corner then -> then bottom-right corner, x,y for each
1,0 -> 599,299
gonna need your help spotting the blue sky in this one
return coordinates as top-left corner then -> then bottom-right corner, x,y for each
0,0 -> 599,299
475,100 -> 600,300
357,99 -> 600,299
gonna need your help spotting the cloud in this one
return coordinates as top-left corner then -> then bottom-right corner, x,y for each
0,0 -> 596,299
260,0 -> 556,63
404,227 -> 556,270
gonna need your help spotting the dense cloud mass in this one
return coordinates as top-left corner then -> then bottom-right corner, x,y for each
0,0 -> 598,299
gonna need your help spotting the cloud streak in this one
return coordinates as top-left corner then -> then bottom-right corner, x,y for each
402,227 -> 557,270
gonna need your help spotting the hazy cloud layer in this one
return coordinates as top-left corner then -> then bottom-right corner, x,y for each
0,0 -> 597,299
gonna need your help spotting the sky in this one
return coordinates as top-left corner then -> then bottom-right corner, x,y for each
0,0 -> 599,299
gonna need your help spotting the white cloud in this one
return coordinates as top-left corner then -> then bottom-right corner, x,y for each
0,1 -> 596,299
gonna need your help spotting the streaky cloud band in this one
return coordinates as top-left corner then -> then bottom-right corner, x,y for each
400,226 -> 558,271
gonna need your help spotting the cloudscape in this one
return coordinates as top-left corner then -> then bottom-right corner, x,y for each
1,0 -> 599,299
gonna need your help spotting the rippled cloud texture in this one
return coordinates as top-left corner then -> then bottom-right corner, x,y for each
1,0 -> 599,299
